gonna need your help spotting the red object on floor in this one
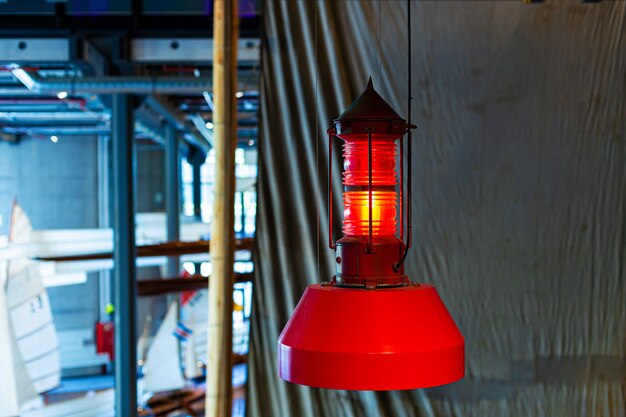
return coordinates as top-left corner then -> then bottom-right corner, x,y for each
278,284 -> 464,390
96,321 -> 114,361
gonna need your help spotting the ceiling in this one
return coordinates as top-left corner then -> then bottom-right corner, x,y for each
0,0 -> 261,155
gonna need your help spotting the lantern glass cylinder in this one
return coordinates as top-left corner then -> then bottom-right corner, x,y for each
341,137 -> 398,237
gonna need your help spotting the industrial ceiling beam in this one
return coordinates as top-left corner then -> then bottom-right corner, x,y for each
10,66 -> 258,95
143,95 -> 211,152
0,37 -> 259,66
0,38 -> 69,61
2,121 -> 165,143
11,67 -> 214,94
0,111 -> 108,122
187,114 -> 214,148
131,38 -> 259,64
0,15 -> 261,38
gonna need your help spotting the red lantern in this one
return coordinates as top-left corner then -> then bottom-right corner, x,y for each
278,79 -> 464,391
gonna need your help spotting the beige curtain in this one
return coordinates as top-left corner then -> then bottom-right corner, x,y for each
250,1 -> 626,416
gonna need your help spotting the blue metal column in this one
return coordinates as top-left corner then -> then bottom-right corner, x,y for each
165,124 -> 180,277
112,93 -> 137,417
192,161 -> 202,220
188,146 -> 206,220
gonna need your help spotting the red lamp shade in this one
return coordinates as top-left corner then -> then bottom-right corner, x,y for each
278,284 -> 464,390
278,79 -> 464,391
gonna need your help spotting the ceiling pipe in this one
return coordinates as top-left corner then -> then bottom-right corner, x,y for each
0,111 -> 109,122
2,126 -> 111,136
0,87 -> 49,96
11,67 -> 214,95
3,127 -> 109,135
187,113 -> 214,148
10,67 -> 258,95
143,95 -> 210,152
6,66 -> 219,151
2,121 -> 165,143
0,96 -> 207,150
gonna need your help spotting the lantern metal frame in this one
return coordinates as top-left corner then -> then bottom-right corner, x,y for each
326,98 -> 416,289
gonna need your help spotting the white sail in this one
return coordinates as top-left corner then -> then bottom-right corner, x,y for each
0,261 -> 43,417
143,303 -> 186,393
180,289 -> 208,379
6,202 -> 61,394
0,203 -> 112,417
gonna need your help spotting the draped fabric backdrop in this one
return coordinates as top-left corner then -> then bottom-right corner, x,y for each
250,1 -> 626,416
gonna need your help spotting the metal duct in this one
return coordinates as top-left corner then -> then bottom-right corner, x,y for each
0,88 -> 40,96
187,114 -> 214,148
0,111 -> 109,122
10,67 -> 258,95
6,67 -> 224,151
3,126 -> 109,135
2,121 -> 165,143
143,95 -> 211,152
11,68 -> 212,94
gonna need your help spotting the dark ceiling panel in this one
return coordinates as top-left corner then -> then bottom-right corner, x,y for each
0,15 -> 261,37
0,0 -> 55,15
0,0 -> 261,17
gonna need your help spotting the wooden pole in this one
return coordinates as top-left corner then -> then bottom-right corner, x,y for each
206,1 -> 238,417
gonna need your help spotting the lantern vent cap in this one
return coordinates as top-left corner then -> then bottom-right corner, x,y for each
334,77 -> 404,123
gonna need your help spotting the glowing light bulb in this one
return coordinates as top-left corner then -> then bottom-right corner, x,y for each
50,135 -> 59,143
205,122 -> 214,129
56,91 -> 68,99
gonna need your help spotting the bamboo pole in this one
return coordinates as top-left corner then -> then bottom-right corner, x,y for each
206,1 -> 239,417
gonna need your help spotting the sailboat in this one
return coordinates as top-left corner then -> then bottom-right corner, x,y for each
138,302 -> 206,416
0,202 -> 114,417
0,202 -> 252,416
180,286 -> 209,380
141,303 -> 186,393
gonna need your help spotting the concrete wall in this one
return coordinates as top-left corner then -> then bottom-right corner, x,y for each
136,146 -> 166,213
0,136 -> 99,233
0,135 -> 174,375
0,135 -> 100,337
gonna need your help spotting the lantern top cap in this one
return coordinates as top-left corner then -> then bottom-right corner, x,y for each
334,77 -> 404,124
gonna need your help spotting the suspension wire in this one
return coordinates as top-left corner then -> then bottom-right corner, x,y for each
379,0 -> 383,94
396,0 -> 413,271
407,0 -> 412,140
407,0 -> 412,258
315,0 -> 320,281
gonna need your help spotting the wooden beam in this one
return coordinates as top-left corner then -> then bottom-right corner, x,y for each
206,1 -> 239,416
36,238 -> 254,262
137,273 -> 253,297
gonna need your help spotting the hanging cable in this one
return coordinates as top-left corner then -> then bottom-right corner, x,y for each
315,0 -> 320,280
379,0 -> 383,94
395,0 -> 413,271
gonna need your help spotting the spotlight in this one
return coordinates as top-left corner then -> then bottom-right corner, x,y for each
50,135 -> 59,143
205,122 -> 214,129
56,91 -> 68,99
235,91 -> 244,98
